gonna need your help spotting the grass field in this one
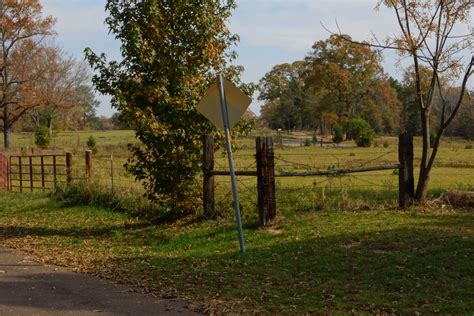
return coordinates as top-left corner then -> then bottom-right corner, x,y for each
0,192 -> 472,314
0,130 -> 473,313
3,130 -> 474,216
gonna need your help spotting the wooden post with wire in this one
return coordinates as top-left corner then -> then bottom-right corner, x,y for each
256,136 -> 276,226
85,150 -> 93,181
398,133 -> 414,208
66,152 -> 73,185
202,134 -> 216,218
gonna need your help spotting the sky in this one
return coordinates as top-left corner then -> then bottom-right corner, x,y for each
40,0 -> 472,117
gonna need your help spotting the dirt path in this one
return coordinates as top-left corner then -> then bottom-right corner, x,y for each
0,246 -> 198,315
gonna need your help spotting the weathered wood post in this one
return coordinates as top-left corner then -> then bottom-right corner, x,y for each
398,133 -> 415,208
256,137 -> 277,226
202,134 -> 215,217
85,150 -> 93,181
66,152 -> 73,185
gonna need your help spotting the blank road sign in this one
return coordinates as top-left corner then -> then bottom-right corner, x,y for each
197,78 -> 252,130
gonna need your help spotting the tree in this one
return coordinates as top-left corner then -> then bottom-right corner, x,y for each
330,0 -> 473,201
259,36 -> 401,135
305,35 -> 385,124
86,0 -> 253,212
259,61 -> 310,130
376,0 -> 473,201
0,0 -> 55,147
29,45 -> 90,135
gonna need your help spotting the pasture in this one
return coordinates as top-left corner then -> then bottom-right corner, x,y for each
5,129 -> 473,216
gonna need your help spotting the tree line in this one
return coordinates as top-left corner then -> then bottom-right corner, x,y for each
259,35 -> 473,141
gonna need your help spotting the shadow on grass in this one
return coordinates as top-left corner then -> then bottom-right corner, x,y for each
0,222 -> 157,239
97,216 -> 473,314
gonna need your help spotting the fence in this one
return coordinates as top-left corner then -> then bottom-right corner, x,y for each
0,153 -> 9,191
203,134 -> 416,226
6,152 -> 72,192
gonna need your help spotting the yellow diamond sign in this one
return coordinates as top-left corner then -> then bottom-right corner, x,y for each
197,78 -> 252,130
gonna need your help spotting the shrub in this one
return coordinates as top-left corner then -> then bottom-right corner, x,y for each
86,136 -> 98,154
349,118 -> 376,147
333,126 -> 344,144
383,140 -> 389,148
464,144 -> 472,149
35,126 -> 50,148
304,139 -> 311,147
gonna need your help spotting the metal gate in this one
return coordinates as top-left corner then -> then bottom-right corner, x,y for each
8,153 -> 71,192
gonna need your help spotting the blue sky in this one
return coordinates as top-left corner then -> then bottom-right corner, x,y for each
41,0 -> 472,117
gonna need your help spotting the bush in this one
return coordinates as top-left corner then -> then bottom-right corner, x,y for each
35,126 -> 50,148
349,118 -> 376,148
86,136 -> 98,154
465,144 -> 472,149
304,139 -> 311,147
333,126 -> 344,144
383,140 -> 389,148
52,182 -> 180,222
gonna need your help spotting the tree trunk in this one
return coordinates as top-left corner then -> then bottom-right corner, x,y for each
3,107 -> 10,148
415,108 -> 430,201
3,125 -> 10,148
48,117 -> 53,137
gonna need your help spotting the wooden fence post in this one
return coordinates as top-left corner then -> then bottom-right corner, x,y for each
85,150 -> 92,181
66,152 -> 73,185
202,134 -> 215,217
257,137 -> 277,226
398,133 -> 414,208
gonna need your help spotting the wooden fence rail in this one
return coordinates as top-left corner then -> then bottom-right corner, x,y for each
202,133 -> 414,226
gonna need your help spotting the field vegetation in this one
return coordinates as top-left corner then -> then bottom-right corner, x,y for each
3,129 -> 473,219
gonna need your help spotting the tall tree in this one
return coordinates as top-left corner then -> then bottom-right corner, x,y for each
30,45 -> 90,135
86,0 -> 253,212
259,61 -> 310,130
304,35 -> 390,128
0,0 -> 55,147
330,0 -> 473,201
375,0 -> 473,201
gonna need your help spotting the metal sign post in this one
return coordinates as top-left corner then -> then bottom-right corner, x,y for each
216,74 -> 246,254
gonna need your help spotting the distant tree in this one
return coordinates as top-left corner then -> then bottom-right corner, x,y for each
29,45 -> 90,136
332,125 -> 344,145
259,61 -> 310,130
259,35 -> 401,135
442,89 -> 473,140
110,112 -> 130,130
304,34 -> 399,133
0,0 -> 56,147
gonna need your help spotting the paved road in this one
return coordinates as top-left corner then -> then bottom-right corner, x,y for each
0,246 -> 198,315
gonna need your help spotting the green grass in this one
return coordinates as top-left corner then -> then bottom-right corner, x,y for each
0,191 -> 472,314
3,130 -> 473,218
